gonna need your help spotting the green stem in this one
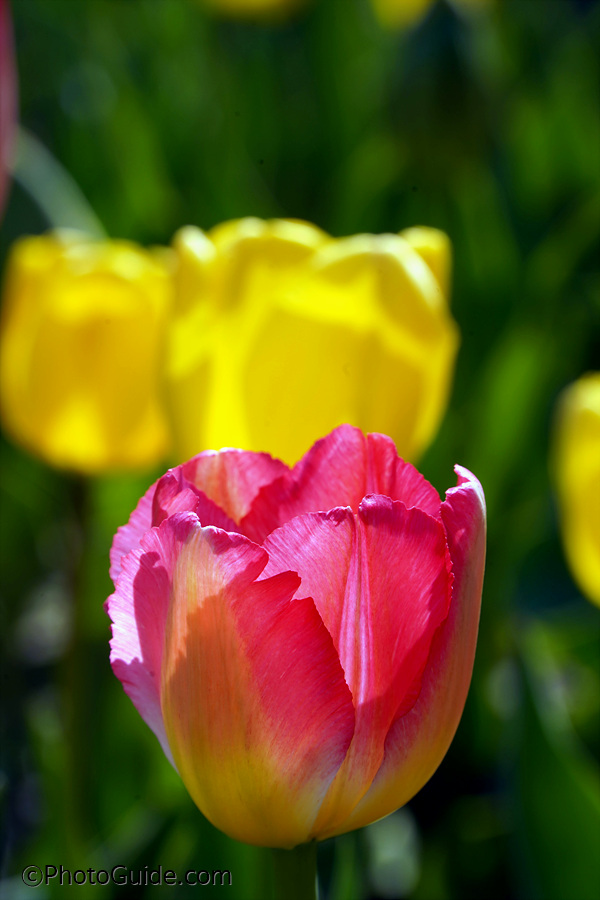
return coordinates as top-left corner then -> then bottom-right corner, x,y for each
61,475 -> 94,858
271,842 -> 318,900
14,127 -> 107,237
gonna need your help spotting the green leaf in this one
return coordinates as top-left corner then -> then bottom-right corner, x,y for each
513,623 -> 600,900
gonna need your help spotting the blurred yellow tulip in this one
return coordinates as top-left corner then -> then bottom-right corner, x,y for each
166,217 -> 458,465
0,232 -> 172,474
371,0 -> 492,29
199,0 -> 310,20
552,373 -> 600,608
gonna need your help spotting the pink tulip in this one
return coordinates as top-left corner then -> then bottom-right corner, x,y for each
107,425 -> 485,848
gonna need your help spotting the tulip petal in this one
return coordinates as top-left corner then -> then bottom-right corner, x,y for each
262,496 -> 452,836
160,520 -> 355,848
364,431 -> 442,517
181,447 -> 287,525
243,424 -> 441,541
152,468 -> 238,533
109,465 -> 244,583
166,218 -> 458,467
106,513 -> 200,764
552,373 -> 600,607
333,467 -> 485,837
400,227 -> 452,300
0,235 -> 172,473
109,481 -> 156,583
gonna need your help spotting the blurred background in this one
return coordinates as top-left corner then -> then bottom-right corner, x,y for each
1,0 -> 599,897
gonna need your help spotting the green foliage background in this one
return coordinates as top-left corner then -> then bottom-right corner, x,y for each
1,1 -> 599,898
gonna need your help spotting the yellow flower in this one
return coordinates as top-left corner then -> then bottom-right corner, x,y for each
199,0 -> 310,21
166,218 -> 458,465
552,373 -> 600,607
371,0 -> 492,29
0,231 -> 171,473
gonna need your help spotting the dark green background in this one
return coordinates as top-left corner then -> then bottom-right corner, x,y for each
1,1 -> 599,897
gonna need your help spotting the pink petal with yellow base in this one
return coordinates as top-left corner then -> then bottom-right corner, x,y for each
159,517 -> 355,847
328,467 -> 486,837
262,494 -> 452,837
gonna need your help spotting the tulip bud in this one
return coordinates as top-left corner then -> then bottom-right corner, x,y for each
552,373 -> 600,607
107,424 -> 485,848
0,231 -> 172,473
166,218 -> 459,465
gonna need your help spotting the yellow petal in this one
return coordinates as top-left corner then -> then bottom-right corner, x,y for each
167,219 -> 458,465
552,373 -> 600,607
401,226 -> 452,300
0,232 -> 171,473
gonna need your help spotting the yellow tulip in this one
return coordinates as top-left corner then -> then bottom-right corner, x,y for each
552,373 -> 600,607
199,0 -> 310,21
166,218 -> 458,465
371,0 -> 492,29
0,231 -> 172,473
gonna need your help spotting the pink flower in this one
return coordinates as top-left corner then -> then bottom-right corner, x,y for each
106,425 -> 485,848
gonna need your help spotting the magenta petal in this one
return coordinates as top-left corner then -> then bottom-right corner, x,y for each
109,464 -> 242,584
106,512 -> 200,763
441,466 -> 487,601
242,426 -> 367,540
152,469 -> 238,533
182,448 -> 288,525
364,432 -> 441,517
281,424 -> 373,514
357,494 -> 452,718
332,467 -> 485,837
262,496 -> 452,834
263,499 -> 451,716
109,481 -> 156,583
243,424 -> 441,542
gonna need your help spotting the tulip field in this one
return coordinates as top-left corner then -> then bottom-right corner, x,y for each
0,1 -> 599,899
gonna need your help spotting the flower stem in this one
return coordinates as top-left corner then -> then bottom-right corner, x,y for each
62,475 -> 93,857
271,842 -> 318,900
